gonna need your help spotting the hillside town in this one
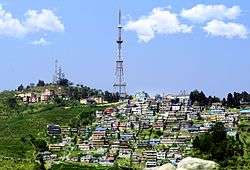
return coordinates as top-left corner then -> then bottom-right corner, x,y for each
39,91 -> 249,169
17,87 -> 108,105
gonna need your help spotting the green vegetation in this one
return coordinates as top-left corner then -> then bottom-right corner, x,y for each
190,90 -> 250,108
50,162 -> 119,170
0,95 -> 104,168
0,82 -> 120,169
115,157 -> 141,170
0,106 -> 103,157
190,90 -> 220,106
1,85 -> 250,169
192,122 -> 249,169
17,80 -> 120,103
0,159 -> 39,170
237,117 -> 250,169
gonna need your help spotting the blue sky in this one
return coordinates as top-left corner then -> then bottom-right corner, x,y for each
0,0 -> 249,97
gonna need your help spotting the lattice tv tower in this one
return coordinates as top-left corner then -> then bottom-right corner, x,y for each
113,9 -> 127,98
53,59 -> 65,84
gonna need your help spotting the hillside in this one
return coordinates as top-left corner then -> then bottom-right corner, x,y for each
0,104 -> 104,168
0,83 -> 111,169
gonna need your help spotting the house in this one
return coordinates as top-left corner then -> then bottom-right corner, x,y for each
81,155 -> 92,163
120,133 -> 134,141
110,142 -> 120,153
157,151 -> 166,161
210,102 -> 223,110
91,127 -> 107,148
77,143 -> 90,151
118,122 -> 127,131
227,130 -> 237,139
187,111 -> 198,120
71,128 -> 78,133
161,136 -> 176,145
134,91 -> 149,102
104,108 -> 114,115
240,109 -> 250,120
132,153 -> 142,163
61,136 -> 71,145
96,111 -> 103,119
146,161 -> 157,168
49,143 -> 65,151
47,124 -> 61,135
93,97 -> 107,104
19,92 -> 39,103
119,148 -> 132,158
38,151 -> 52,161
153,118 -> 164,130
144,150 -> 157,168
80,98 -> 96,105
149,139 -> 160,146
61,126 -> 71,135
171,104 -> 181,111
138,140 -> 149,148
131,105 -> 142,114
41,89 -> 55,101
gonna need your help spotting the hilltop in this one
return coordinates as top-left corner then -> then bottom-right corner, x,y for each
0,81 -> 120,169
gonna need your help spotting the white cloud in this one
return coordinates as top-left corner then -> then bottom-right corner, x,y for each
0,4 -> 64,38
0,5 -> 26,37
24,9 -> 64,33
203,20 -> 248,39
31,37 -> 51,46
181,4 -> 241,23
125,7 -> 192,42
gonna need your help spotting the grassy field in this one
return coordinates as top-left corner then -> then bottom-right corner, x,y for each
0,103 -> 103,168
50,163 -> 117,170
239,117 -> 250,168
0,159 -> 39,170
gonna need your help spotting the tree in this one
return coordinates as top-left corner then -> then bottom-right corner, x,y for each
190,90 -> 209,106
233,92 -> 241,107
193,122 -> 243,164
227,93 -> 236,108
54,96 -> 65,106
6,97 -> 17,109
241,91 -> 250,102
17,84 -> 24,91
193,136 -> 200,148
210,122 -> 226,143
198,133 -> 213,152
37,80 -> 45,87
69,117 -> 80,128
222,98 -> 227,106
58,78 -> 70,86
104,91 -> 119,103
26,85 -> 31,90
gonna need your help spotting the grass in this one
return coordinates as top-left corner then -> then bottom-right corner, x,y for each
0,104 -> 103,168
50,162 -> 117,170
0,159 -> 39,170
239,118 -> 250,161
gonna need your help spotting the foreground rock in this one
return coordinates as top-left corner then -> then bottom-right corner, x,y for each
177,157 -> 219,170
155,157 -> 219,170
157,163 -> 176,170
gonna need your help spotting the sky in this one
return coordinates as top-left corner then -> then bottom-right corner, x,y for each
0,0 -> 249,98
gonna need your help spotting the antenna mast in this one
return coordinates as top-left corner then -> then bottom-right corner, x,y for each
53,59 -> 58,84
113,9 -> 127,98
53,59 -> 65,84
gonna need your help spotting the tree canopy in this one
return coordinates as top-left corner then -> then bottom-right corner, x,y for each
193,122 -> 243,165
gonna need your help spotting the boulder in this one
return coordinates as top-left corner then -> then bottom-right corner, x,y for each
177,157 -> 219,170
158,163 -> 176,170
155,157 -> 219,170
